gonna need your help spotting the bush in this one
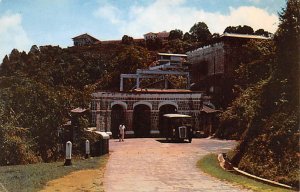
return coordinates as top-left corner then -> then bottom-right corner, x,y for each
0,124 -> 39,165
238,110 -> 299,187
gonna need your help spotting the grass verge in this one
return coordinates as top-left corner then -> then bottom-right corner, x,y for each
197,154 -> 295,192
0,155 -> 108,192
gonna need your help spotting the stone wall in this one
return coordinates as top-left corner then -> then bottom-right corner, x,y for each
91,91 -> 208,137
187,42 -> 225,83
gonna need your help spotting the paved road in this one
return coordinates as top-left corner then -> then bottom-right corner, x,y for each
104,138 -> 250,192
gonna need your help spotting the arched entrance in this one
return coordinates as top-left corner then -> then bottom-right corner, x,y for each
159,104 -> 177,135
133,105 -> 151,137
111,105 -> 125,138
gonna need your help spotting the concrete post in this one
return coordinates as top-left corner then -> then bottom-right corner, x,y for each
136,76 -> 140,89
164,76 -> 168,89
120,76 -> 124,91
85,140 -> 90,159
186,74 -> 190,89
64,141 -> 72,166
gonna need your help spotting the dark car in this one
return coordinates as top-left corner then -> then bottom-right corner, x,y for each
161,114 -> 194,143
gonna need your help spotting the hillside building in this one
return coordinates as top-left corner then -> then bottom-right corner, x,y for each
72,33 -> 100,46
91,52 -> 219,138
144,31 -> 170,41
187,33 -> 269,107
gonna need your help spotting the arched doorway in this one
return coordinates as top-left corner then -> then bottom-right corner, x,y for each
111,105 -> 125,138
133,105 -> 151,137
159,104 -> 177,135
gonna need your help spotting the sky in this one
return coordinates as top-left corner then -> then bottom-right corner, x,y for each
0,0 -> 286,61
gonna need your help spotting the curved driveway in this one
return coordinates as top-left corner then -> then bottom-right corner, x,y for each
104,138 -> 250,192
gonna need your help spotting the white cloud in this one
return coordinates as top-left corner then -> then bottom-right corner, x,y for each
225,6 -> 278,32
95,0 -> 279,38
0,13 -> 32,61
93,4 -> 123,24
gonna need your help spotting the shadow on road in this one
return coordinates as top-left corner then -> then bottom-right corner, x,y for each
156,139 -> 190,143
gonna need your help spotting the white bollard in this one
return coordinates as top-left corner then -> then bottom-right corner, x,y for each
85,140 -> 90,159
64,141 -> 72,166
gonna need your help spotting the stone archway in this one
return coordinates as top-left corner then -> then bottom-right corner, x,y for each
133,104 -> 151,137
158,104 -> 177,136
111,105 -> 125,138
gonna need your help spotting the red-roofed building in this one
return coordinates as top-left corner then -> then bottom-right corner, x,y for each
156,31 -> 170,40
144,31 -> 169,40
72,33 -> 100,46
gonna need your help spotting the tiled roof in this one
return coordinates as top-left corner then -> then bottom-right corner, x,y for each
144,32 -> 156,36
221,33 -> 269,40
133,89 -> 194,93
157,31 -> 169,38
201,105 -> 220,113
72,33 -> 100,41
71,107 -> 88,113
158,53 -> 187,57
163,114 -> 192,118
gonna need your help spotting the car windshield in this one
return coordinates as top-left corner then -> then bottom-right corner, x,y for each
171,117 -> 191,127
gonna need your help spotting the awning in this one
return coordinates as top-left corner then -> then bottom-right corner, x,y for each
70,107 -> 87,113
201,105 -> 221,114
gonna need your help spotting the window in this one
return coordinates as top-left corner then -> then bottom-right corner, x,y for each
91,112 -> 97,126
91,100 -> 97,110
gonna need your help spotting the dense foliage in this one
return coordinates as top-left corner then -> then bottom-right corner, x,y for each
189,22 -> 212,43
224,25 -> 271,37
219,0 -> 299,187
224,25 -> 255,34
0,44 -> 153,163
0,101 -> 39,165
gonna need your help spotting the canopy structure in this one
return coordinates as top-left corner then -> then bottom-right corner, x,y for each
120,52 -> 190,91
163,114 -> 192,118
201,105 -> 221,114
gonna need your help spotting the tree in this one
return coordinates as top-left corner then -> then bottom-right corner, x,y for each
238,25 -> 254,34
273,0 -> 299,106
183,32 -> 192,42
0,76 -> 69,161
145,37 -> 162,50
254,29 -> 272,37
104,46 -> 151,90
163,39 -> 194,53
211,33 -> 221,44
220,0 -> 300,187
29,45 -> 40,54
0,100 -> 39,165
224,25 -> 254,34
122,35 -> 134,45
189,22 -> 212,43
224,26 -> 237,33
168,29 -> 183,40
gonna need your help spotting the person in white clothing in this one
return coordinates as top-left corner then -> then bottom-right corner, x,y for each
119,123 -> 126,142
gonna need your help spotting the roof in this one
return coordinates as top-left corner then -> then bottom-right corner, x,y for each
133,89 -> 194,93
157,31 -> 170,38
158,53 -> 187,57
163,114 -> 192,118
63,120 -> 71,126
201,105 -> 221,113
144,32 -> 157,36
72,33 -> 100,41
70,107 -> 88,113
101,40 -> 122,44
221,33 -> 269,40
